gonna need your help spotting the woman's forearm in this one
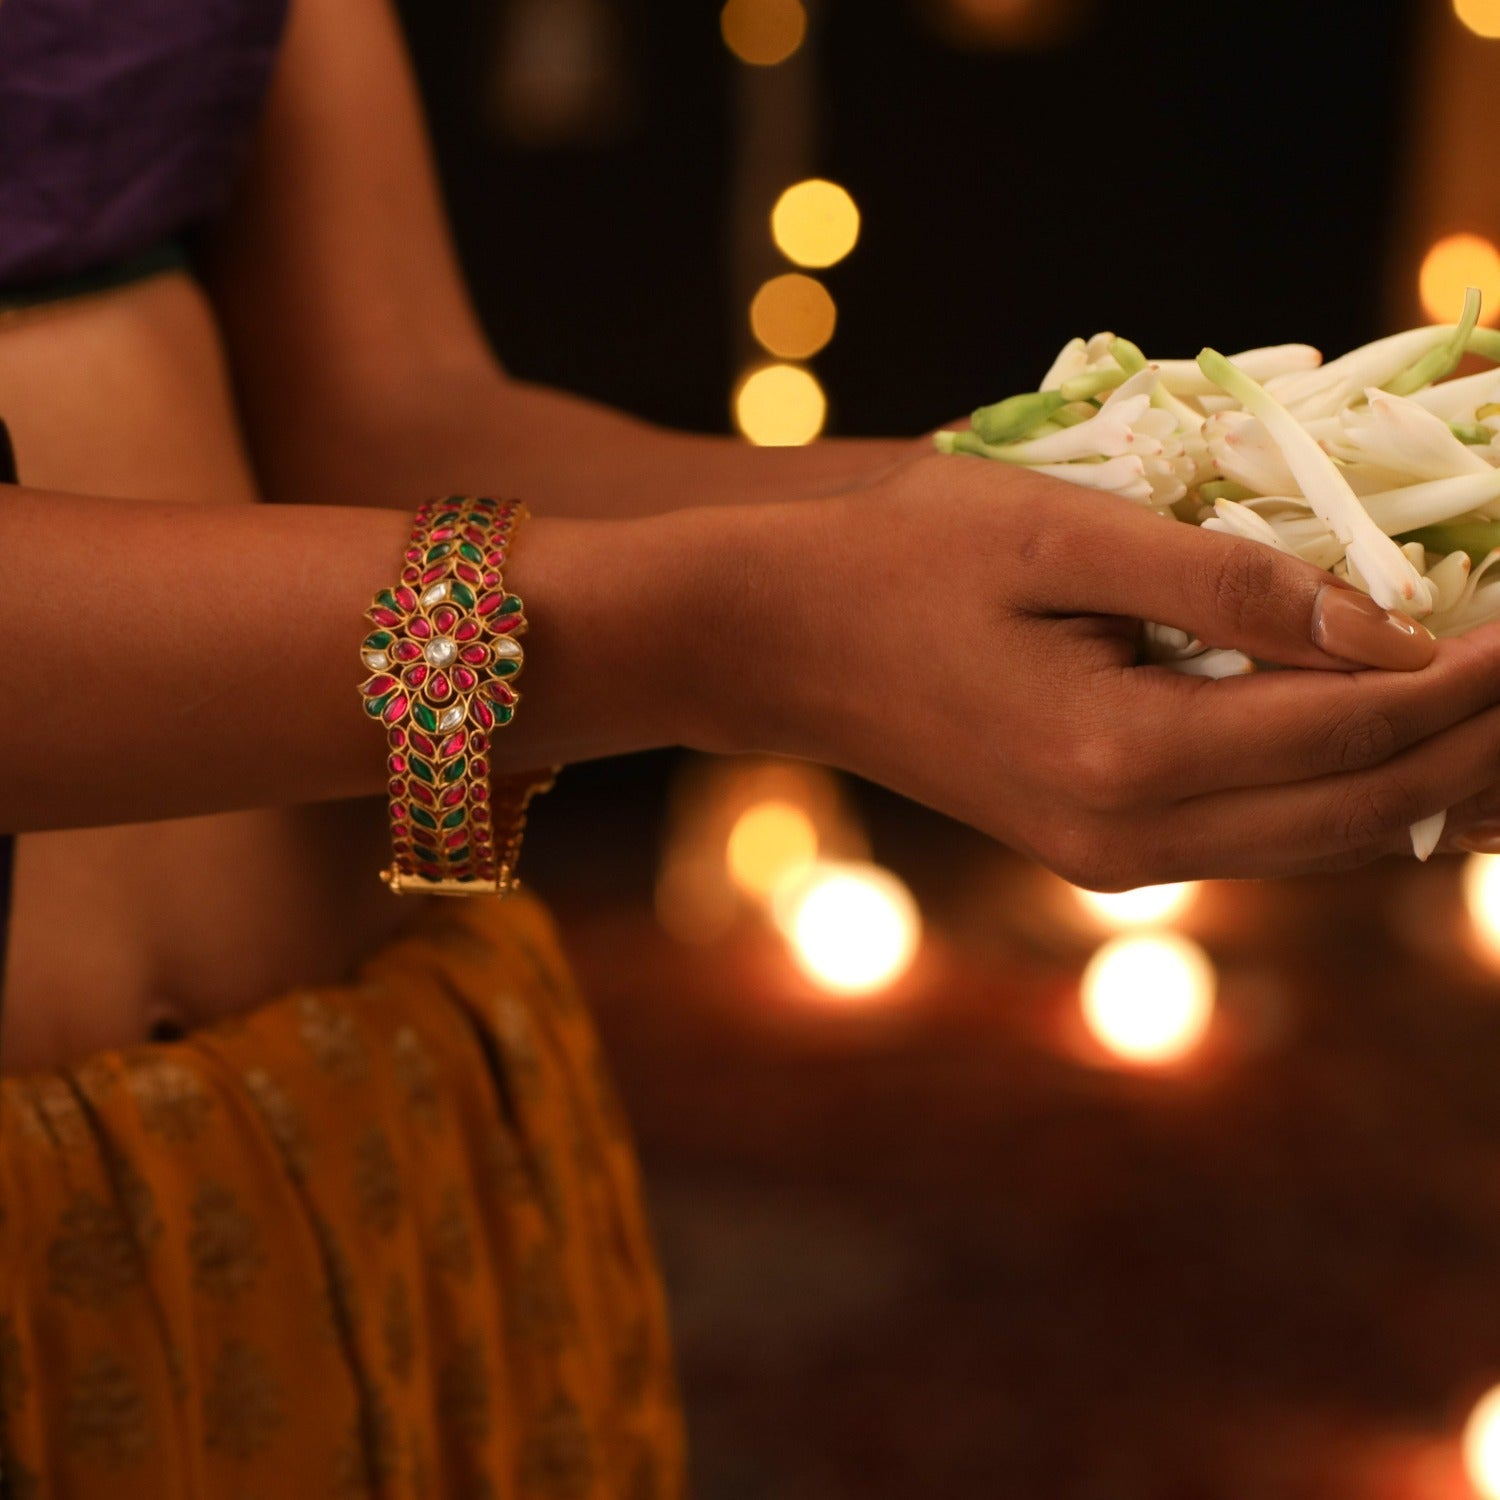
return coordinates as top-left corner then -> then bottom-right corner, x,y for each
244,359 -> 916,519
0,488 -> 730,831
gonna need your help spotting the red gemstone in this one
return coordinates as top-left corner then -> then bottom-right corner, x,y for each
440,731 -> 466,758
369,608 -> 400,628
492,614 -> 521,634
409,617 -> 432,639
388,777 -> 406,797
404,548 -> 422,563
473,701 -> 494,730
388,752 -> 408,773
468,731 -> 486,750
441,784 -> 465,807
454,620 -> 480,642
429,673 -> 451,701
431,526 -> 455,541
401,567 -> 420,584
363,673 -> 397,698
487,681 -> 516,705
456,563 -> 481,585
420,565 -> 446,585
483,571 -> 500,586
432,605 -> 457,632
383,694 -> 409,724
485,551 -> 502,567
410,730 -> 436,757
472,757 -> 488,776
390,641 -> 419,662
394,586 -> 418,612
411,782 -> 436,807
458,645 -> 487,665
476,593 -> 503,616
390,725 -> 408,747
453,666 -> 477,691
391,802 -> 407,822
445,830 -> 467,851
473,784 -> 489,803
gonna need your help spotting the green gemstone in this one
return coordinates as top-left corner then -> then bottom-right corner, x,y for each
443,756 -> 467,784
492,660 -> 519,678
411,806 -> 438,831
365,693 -> 391,719
410,758 -> 435,785
413,702 -> 438,733
501,595 -> 523,615
494,706 -> 514,726
375,589 -> 398,610
363,631 -> 393,650
458,542 -> 483,565
441,807 -> 466,830
449,846 -> 470,865
424,543 -> 452,563
451,582 -> 476,608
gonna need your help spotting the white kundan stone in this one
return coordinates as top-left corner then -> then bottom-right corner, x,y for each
425,637 -> 457,667
362,650 -> 389,670
493,638 -> 523,659
421,581 -> 451,606
438,705 -> 464,731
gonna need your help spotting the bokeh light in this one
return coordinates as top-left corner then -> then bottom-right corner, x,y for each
1463,853 -> 1500,964
1418,234 -> 1500,324
1081,933 -> 1216,1065
720,0 -> 807,65
770,179 -> 861,269
775,861 -> 922,997
734,363 -> 827,446
1073,882 -> 1199,931
726,798 -> 819,901
750,272 -> 838,359
1455,0 -> 1500,39
1464,1386 -> 1500,1498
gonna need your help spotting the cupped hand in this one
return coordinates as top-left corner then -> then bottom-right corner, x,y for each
714,453 -> 1500,888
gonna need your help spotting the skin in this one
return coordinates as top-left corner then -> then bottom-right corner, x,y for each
4,0 -> 1500,1070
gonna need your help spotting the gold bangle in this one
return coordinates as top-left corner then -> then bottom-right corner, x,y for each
358,496 -> 552,895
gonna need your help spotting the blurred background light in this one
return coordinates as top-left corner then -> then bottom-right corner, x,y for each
1073,882 -> 1199,931
726,798 -> 820,900
1465,1386 -> 1500,1498
720,0 -> 808,66
750,272 -> 838,359
1081,933 -> 1216,1065
1418,233 -> 1500,323
1463,853 -> 1500,964
770,179 -> 861,268
774,861 -> 922,997
734,362 -> 827,445
1455,0 -> 1500,40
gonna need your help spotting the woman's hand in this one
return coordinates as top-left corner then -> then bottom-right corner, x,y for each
682,453 -> 1500,888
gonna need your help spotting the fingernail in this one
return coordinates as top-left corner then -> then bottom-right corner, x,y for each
1311,585 -> 1435,670
1457,821 -> 1500,853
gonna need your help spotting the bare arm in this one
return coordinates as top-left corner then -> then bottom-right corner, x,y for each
0,491 -> 716,830
203,0 -> 910,518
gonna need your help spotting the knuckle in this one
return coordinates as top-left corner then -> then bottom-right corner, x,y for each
1334,779 -> 1416,849
1044,821 -> 1140,893
1205,543 -> 1281,636
1313,704 -> 1402,776
1070,733 -> 1136,811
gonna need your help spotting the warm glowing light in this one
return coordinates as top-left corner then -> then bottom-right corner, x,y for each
726,799 -> 819,901
1455,0 -> 1500,39
775,861 -> 921,997
771,179 -> 861,269
1465,1386 -> 1500,1498
750,273 -> 837,359
720,0 -> 807,65
1418,234 -> 1500,324
1081,933 -> 1215,1065
1463,853 -> 1500,963
734,363 -> 827,446
1073,882 -> 1198,930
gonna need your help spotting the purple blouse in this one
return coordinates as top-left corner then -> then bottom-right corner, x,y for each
0,0 -> 290,289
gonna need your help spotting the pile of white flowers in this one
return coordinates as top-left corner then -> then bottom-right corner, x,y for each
936,288 -> 1500,857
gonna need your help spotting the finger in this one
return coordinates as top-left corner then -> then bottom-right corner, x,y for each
1008,482 -> 1433,673
1143,697 -> 1500,880
1114,624 -> 1500,801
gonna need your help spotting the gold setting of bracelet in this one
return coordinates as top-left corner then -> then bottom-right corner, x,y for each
359,496 -> 552,896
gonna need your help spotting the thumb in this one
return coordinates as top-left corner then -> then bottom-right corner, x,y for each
1033,491 -> 1435,672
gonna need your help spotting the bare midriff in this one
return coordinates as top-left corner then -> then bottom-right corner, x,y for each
0,271 -> 436,1072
